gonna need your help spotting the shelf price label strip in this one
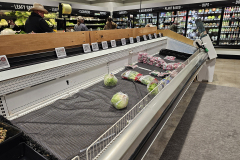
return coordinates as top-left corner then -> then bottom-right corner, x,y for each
0,55 -> 10,70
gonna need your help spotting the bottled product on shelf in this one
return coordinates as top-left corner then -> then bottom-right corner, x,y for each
220,6 -> 240,45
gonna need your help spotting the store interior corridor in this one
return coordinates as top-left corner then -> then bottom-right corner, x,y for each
144,58 -> 240,160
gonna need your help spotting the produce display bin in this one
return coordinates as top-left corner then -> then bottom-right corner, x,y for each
0,142 -> 47,160
0,122 -> 22,155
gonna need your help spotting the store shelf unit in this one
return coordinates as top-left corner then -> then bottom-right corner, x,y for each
113,11 -> 129,29
219,6 -> 240,46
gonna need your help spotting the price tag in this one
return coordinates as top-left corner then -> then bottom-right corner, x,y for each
148,34 -> 152,40
101,41 -> 108,50
121,38 -> 126,46
55,47 -> 67,58
136,36 -> 140,42
91,42 -> 99,51
0,55 -> 10,70
129,37 -> 134,44
154,33 -> 157,38
159,33 -> 162,37
111,40 -> 116,48
83,43 -> 91,53
143,35 -> 147,41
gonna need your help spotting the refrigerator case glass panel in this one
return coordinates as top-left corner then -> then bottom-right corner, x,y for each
187,8 -> 222,46
176,10 -> 187,35
159,12 -> 172,29
220,6 -> 240,45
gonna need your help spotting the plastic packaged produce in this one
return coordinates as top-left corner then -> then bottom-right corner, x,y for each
149,70 -> 161,77
0,28 -> 16,35
160,76 -> 172,87
139,75 -> 158,85
164,56 -> 176,61
111,92 -> 129,109
104,73 -> 118,87
121,70 -> 143,81
147,82 -> 159,95
138,52 -> 148,62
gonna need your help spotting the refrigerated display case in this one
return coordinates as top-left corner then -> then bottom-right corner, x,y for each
219,6 -> 240,45
159,11 -> 172,29
135,13 -> 157,28
175,10 -> 187,35
187,7 -> 222,45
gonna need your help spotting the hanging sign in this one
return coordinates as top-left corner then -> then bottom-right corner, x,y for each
129,37 -> 134,44
55,47 -> 67,58
83,44 -> 91,53
121,38 -> 126,46
0,55 -> 10,70
136,36 -> 140,42
102,41 -> 108,50
91,42 -> 99,51
143,35 -> 147,41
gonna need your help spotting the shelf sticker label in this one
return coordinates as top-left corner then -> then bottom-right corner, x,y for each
136,36 -> 140,42
111,40 -> 116,48
148,34 -> 152,40
0,55 -> 10,70
55,47 -> 67,58
154,33 -> 157,39
91,42 -> 99,51
129,37 -> 134,44
121,38 -> 126,46
143,35 -> 147,41
102,41 -> 108,50
159,33 -> 162,37
83,43 -> 91,53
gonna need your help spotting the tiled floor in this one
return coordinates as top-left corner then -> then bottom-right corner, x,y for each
209,58 -> 240,88
143,58 -> 240,160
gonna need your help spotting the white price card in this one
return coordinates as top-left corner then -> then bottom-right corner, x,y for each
148,34 -> 152,40
111,40 -> 116,48
136,36 -> 140,42
102,41 -> 108,50
83,43 -> 91,53
143,35 -> 147,41
129,37 -> 134,44
121,38 -> 126,46
0,55 -> 10,70
159,33 -> 162,37
91,42 -> 99,51
55,47 -> 67,58
154,33 -> 157,39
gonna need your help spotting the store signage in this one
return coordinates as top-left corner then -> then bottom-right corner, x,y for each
129,37 -> 134,44
91,42 -> 99,51
78,10 -> 91,14
83,44 -> 91,53
0,2 -> 33,11
236,0 -> 240,4
119,11 -> 128,14
154,33 -> 157,39
159,33 -> 162,37
55,47 -> 67,58
148,34 -> 152,40
136,36 -> 140,42
202,3 -> 210,7
111,40 -> 116,48
0,55 -> 10,70
165,5 -> 182,10
45,6 -> 58,12
143,35 -> 147,41
121,38 -> 126,46
100,12 -> 107,15
139,8 -> 152,13
102,41 -> 108,50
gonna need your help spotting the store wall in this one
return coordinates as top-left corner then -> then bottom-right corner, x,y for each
215,49 -> 240,55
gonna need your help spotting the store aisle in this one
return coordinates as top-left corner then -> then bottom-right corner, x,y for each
209,58 -> 240,89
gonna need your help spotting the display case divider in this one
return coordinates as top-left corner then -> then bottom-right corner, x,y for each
217,7 -> 225,46
184,10 -> 189,38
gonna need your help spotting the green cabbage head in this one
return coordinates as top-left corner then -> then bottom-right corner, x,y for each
111,92 -> 129,109
104,74 -> 118,87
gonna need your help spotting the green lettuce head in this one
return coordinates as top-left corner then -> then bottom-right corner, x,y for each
104,73 -> 118,87
111,92 -> 129,109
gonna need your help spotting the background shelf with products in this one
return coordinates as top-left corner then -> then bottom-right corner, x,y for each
186,7 -> 222,45
219,6 -> 240,46
135,13 -> 157,28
